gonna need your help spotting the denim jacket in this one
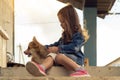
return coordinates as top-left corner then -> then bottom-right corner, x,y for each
46,32 -> 85,65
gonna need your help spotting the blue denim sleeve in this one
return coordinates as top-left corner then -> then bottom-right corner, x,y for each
58,32 -> 85,54
45,38 -> 61,48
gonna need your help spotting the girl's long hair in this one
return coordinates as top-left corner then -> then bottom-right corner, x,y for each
57,4 -> 89,43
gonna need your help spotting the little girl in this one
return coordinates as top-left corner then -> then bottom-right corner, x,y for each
26,4 -> 90,77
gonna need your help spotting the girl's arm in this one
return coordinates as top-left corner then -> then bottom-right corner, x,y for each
45,38 -> 61,48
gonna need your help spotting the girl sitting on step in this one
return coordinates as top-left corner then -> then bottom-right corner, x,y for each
26,4 -> 90,77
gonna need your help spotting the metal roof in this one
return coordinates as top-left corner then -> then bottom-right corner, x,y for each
57,0 -> 116,18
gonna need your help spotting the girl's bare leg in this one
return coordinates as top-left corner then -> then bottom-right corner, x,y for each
55,54 -> 81,71
41,56 -> 54,70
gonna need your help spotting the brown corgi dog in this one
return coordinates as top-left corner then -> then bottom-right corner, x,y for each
24,37 -> 49,64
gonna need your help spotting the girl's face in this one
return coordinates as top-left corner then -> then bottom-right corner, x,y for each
58,15 -> 66,30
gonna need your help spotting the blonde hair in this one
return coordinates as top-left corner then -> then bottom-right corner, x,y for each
82,28 -> 90,43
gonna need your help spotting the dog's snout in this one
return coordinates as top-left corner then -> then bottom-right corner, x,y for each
24,49 -> 31,57
24,50 -> 28,54
24,50 -> 26,54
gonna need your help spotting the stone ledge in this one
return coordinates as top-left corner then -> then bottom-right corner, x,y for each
0,66 -> 120,77
0,76 -> 120,80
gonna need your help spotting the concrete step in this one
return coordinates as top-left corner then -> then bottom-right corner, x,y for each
0,66 -> 120,80
1,66 -> 120,76
0,76 -> 120,80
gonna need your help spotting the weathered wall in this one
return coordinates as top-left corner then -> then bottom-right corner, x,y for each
0,0 -> 14,55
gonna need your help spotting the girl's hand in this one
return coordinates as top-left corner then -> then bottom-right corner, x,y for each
47,46 -> 59,53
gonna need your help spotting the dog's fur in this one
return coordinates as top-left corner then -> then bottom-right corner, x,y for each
24,37 -> 49,64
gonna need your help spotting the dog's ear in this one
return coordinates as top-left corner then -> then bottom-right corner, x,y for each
33,36 -> 37,41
